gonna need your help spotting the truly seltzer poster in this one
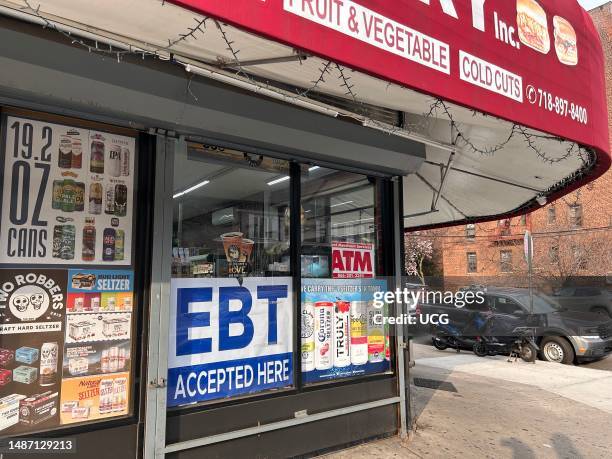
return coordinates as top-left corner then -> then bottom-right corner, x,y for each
167,277 -> 293,406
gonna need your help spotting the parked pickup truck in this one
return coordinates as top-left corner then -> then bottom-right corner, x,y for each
552,286 -> 612,319
419,287 -> 612,364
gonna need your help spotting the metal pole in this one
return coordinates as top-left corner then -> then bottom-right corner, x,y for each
393,178 -> 409,439
528,234 -> 534,314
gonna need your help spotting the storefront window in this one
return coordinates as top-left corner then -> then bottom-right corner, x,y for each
300,167 -> 391,384
0,112 -> 137,435
166,144 -> 294,408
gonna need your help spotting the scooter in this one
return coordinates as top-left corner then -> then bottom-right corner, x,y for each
431,323 -> 480,353
472,328 -> 539,363
431,310 -> 490,353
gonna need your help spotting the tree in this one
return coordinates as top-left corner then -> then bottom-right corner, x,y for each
405,233 -> 434,285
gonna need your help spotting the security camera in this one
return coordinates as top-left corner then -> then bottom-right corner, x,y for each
536,196 -> 547,206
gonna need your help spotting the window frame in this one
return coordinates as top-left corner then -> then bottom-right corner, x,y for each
466,252 -> 478,273
165,144 -> 398,413
500,250 -> 513,273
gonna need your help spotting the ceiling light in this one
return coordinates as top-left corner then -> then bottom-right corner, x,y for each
173,180 -> 210,199
309,166 -> 320,172
267,176 -> 290,186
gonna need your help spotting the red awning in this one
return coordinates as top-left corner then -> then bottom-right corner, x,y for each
1,0 -> 608,228
171,0 -> 609,161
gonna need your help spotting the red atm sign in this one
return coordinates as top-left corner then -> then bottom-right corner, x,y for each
331,242 -> 374,279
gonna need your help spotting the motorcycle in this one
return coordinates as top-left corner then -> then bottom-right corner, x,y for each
472,327 -> 539,363
431,322 -> 481,353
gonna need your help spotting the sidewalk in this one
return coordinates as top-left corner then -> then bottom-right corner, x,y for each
321,347 -> 612,458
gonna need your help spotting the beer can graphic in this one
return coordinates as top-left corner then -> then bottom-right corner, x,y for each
58,136 -> 72,169
103,228 -> 116,262
52,180 -> 64,210
314,301 -> 333,370
115,229 -> 125,261
350,301 -> 368,365
71,138 -> 82,169
89,182 -> 103,215
82,218 -> 96,262
333,301 -> 351,367
108,144 -> 122,177
90,138 -> 105,174
61,179 -> 76,213
53,225 -> 75,260
301,302 -> 315,372
75,182 -> 85,212
367,301 -> 385,363
39,342 -> 58,386
104,184 -> 115,215
120,147 -> 130,177
114,184 -> 128,217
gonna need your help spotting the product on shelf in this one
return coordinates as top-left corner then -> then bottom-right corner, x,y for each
15,347 -> 39,365
0,349 -> 15,367
0,369 -> 12,387
19,391 -> 59,426
0,394 -> 26,431
102,318 -> 129,338
13,366 -> 38,384
68,321 -> 95,341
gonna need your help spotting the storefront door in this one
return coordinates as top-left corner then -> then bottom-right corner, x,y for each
145,138 -> 408,458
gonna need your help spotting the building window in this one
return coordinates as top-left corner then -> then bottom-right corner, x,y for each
571,245 -> 587,270
569,204 -> 583,227
498,219 -> 511,236
465,224 -> 476,239
549,245 -> 559,264
467,252 -> 477,273
500,250 -> 513,273
520,214 -> 527,225
547,206 -> 556,224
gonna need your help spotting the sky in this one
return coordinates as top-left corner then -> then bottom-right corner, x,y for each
578,0 -> 609,10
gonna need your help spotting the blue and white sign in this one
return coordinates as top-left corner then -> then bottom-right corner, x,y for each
167,277 -> 293,407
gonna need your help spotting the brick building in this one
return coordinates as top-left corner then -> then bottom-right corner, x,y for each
412,2 -> 612,291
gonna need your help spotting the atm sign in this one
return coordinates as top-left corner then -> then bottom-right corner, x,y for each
331,242 -> 375,279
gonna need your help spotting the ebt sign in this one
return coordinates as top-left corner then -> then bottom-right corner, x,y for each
167,277 -> 293,406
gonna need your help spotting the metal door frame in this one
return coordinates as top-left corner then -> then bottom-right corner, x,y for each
142,137 -> 409,458
144,135 -> 174,459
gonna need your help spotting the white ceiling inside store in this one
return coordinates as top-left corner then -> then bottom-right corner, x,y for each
0,0 -> 594,229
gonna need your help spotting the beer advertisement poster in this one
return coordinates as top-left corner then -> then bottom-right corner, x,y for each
61,269 -> 133,422
0,269 -> 67,434
0,115 -> 135,265
59,372 -> 129,425
301,278 -> 391,384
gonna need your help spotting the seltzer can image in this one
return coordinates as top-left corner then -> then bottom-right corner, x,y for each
350,301 -> 369,365
301,302 -> 315,372
367,301 -> 385,363
333,301 -> 351,367
39,342 -> 58,386
314,301 -> 333,370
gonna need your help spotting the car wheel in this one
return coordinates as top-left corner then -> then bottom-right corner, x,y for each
541,337 -> 574,364
591,307 -> 611,319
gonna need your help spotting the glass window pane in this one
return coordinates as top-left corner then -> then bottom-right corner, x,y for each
299,167 -> 391,385
167,144 -> 294,408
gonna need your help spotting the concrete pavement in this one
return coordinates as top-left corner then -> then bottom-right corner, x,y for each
320,340 -> 612,458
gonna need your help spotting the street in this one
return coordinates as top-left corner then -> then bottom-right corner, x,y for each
410,335 -> 612,371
